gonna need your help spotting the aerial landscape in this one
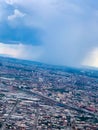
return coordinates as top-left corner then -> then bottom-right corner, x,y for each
0,0 -> 98,130
0,57 -> 98,129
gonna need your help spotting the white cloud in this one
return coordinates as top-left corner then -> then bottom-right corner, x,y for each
82,48 -> 98,67
5,0 -> 83,27
8,9 -> 25,21
0,43 -> 43,60
5,0 -> 17,5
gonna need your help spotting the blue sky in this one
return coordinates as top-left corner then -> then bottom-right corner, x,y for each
0,0 -> 98,67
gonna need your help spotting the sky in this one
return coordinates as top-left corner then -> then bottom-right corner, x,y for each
0,0 -> 98,67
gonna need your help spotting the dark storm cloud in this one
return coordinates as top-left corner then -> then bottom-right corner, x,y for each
0,0 -> 98,67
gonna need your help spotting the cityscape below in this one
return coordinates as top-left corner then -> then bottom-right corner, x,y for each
0,57 -> 98,130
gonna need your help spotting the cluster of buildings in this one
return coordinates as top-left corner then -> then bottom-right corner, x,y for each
0,57 -> 98,129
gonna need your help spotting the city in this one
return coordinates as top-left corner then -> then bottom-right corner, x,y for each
0,57 -> 98,130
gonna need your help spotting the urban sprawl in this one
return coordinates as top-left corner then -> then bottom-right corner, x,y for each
0,57 -> 98,130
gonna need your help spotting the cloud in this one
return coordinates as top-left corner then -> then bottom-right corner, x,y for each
0,43 -> 43,60
0,0 -> 98,67
82,48 -> 98,68
8,9 -> 25,21
5,0 -> 16,5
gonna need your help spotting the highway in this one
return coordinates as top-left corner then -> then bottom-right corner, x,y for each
28,90 -> 96,117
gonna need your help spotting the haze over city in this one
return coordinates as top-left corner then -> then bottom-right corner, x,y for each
0,0 -> 98,67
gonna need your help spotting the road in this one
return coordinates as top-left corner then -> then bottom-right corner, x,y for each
29,90 -> 97,117
33,106 -> 39,130
1,99 -> 19,130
